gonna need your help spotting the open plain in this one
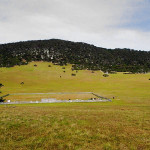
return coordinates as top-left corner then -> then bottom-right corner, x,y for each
0,62 -> 150,149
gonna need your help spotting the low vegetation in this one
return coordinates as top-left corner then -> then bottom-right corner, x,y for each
0,103 -> 149,149
103,74 -> 109,77
1,62 -> 150,104
0,83 -> 5,102
0,62 -> 150,149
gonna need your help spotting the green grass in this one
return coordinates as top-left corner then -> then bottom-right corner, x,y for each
0,62 -> 150,149
0,61 -> 150,105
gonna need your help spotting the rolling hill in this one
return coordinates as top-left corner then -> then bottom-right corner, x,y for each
0,39 -> 150,73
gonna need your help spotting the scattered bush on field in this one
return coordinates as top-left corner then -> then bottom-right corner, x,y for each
0,83 -> 5,102
103,74 -> 109,77
71,73 -> 76,76
34,64 -> 37,67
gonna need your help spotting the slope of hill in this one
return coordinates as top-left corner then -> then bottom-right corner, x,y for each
0,62 -> 150,105
0,39 -> 150,73
0,62 -> 150,149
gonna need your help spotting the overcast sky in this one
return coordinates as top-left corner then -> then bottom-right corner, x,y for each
0,0 -> 150,50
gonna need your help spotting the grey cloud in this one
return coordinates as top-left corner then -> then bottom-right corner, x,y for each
0,0 -> 150,50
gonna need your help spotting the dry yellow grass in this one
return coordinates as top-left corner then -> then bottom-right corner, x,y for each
0,104 -> 150,150
6,93 -> 97,102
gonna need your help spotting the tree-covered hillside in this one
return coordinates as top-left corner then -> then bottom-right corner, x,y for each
0,39 -> 150,73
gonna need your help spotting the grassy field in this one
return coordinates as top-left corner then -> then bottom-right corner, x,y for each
0,62 -> 150,149
0,61 -> 150,104
0,104 -> 150,150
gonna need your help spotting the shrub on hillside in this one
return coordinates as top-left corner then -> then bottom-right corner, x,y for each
103,74 -> 109,77
71,73 -> 76,76
0,83 -> 5,102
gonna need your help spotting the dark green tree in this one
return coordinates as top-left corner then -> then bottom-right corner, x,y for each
0,39 -> 150,73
